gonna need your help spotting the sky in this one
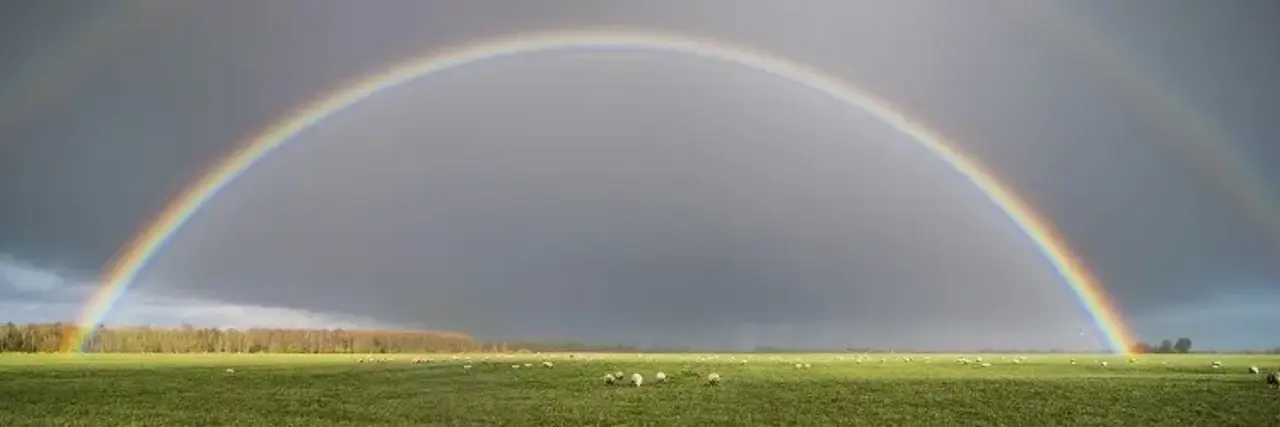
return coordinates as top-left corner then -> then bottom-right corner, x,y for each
1,0 -> 1278,351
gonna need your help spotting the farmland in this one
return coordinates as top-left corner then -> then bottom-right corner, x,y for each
1,352 -> 1277,426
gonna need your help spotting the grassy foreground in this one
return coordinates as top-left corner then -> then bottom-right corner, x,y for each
1,352 -> 1278,426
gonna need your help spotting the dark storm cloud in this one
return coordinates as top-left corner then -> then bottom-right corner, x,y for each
2,0 -> 1278,348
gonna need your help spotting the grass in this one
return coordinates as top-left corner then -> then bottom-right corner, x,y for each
1,352 -> 1278,426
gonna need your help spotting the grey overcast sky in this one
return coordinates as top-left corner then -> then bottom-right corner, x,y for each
2,0 -> 1278,351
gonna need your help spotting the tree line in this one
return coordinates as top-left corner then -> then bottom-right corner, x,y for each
1128,338 -> 1193,354
2,322 -> 1276,354
0,322 -> 478,354
0,323 -> 678,354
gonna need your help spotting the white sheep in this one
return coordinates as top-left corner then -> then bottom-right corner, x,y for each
1211,361 -> 1222,368
655,372 -> 667,382
1248,366 -> 1259,374
1267,372 -> 1279,388
463,365 -> 472,370
542,361 -> 554,368
615,371 -> 624,379
224,368 -> 235,374
803,363 -> 811,369
511,364 -> 520,369
980,362 -> 992,368
524,363 -> 533,368
631,373 -> 644,387
1099,361 -> 1109,367
1069,359 -> 1077,365
795,363 -> 804,369
707,372 -> 721,385
603,373 -> 616,385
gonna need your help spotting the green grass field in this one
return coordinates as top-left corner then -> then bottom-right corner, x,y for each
2,352 -> 1277,426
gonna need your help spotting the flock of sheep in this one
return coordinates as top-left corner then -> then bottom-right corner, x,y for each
351,354 -> 725,385
333,353 -> 1280,389
599,370 -> 717,387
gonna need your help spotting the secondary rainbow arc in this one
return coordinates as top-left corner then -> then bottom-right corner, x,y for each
65,29 -> 1138,354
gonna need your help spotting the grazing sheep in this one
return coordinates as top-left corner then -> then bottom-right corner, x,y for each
1069,359 -> 1077,365
707,372 -> 721,385
524,363 -> 533,368
224,368 -> 235,374
463,365 -> 472,370
1099,361 -> 1109,367
631,373 -> 644,387
511,364 -> 520,369
979,362 -> 992,368
1267,372 -> 1279,388
1128,358 -> 1137,364
655,372 -> 667,383
1248,366 -> 1259,374
615,371 -> 624,379
603,374 -> 616,385
542,361 -> 554,368
795,363 -> 803,369
1212,361 -> 1222,368
803,363 -> 812,369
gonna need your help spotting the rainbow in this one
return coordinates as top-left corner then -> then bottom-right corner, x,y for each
1009,0 -> 1280,255
0,2 -> 166,136
65,29 -> 1138,354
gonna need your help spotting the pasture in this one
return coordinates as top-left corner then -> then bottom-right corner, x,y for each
1,352 -> 1277,426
